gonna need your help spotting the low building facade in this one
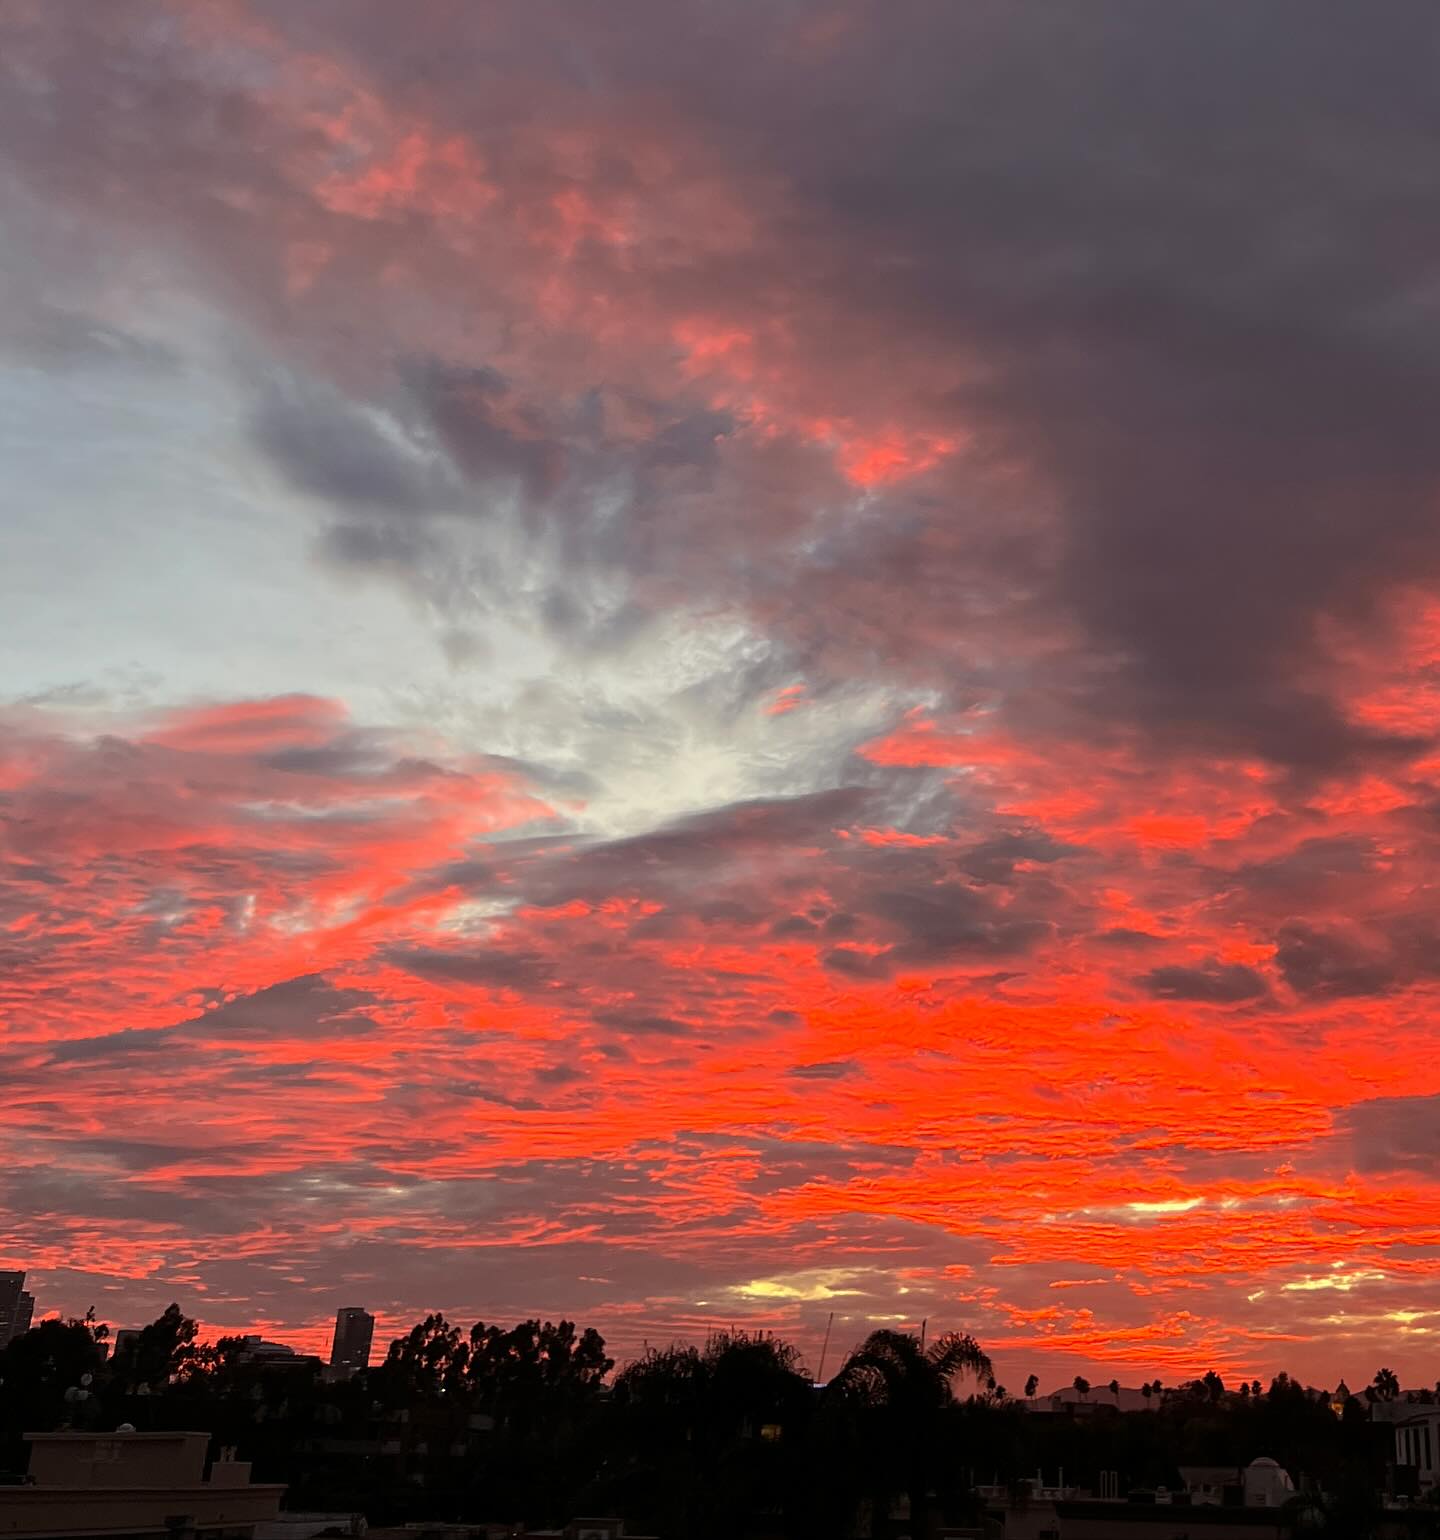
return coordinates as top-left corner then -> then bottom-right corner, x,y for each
0,1430 -> 285,1540
1395,1408 -> 1440,1496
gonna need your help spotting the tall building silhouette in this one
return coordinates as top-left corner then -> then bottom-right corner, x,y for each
328,1306 -> 374,1376
0,1271 -> 33,1347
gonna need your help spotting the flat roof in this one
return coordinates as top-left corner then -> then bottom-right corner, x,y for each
24,1431 -> 211,1443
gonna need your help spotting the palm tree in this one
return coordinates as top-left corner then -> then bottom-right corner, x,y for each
827,1329 -> 992,1540
612,1331 -> 812,1539
1108,1378 -> 1120,1400
1072,1375 -> 1090,1401
1024,1373 -> 1040,1399
1372,1367 -> 1400,1402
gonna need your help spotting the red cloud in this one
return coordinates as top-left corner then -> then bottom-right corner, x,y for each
7,1 -> 1440,1392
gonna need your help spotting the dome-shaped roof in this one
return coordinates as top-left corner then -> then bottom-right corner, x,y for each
1248,1457 -> 1279,1467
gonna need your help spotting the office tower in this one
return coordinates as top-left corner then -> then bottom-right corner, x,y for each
328,1307 -> 375,1376
0,1272 -> 28,1347
110,1328 -> 142,1361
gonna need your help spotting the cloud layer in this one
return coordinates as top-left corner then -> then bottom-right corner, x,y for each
4,0 -> 1440,1387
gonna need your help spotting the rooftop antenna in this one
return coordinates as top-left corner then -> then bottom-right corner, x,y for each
816,1311 -> 835,1384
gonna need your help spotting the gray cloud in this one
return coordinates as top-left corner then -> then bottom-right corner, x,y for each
387,945 -> 556,992
7,0 -> 1440,1382
196,975 -> 381,1039
16,1 -> 1440,765
788,1060 -> 858,1081
1139,961 -> 1269,1004
1274,923 -> 1400,999
1343,1095 -> 1440,1174
252,376 -> 460,515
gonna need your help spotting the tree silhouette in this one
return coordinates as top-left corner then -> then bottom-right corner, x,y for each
828,1329 -> 991,1540
609,1331 -> 810,1540
0,1312 -> 109,1436
110,1303 -> 198,1392
828,1329 -> 991,1415
5,1305 -> 1412,1539
466,1317 -> 612,1423
1372,1367 -> 1400,1402
1108,1378 -> 1120,1399
1269,1372 -> 1295,1400
342,1313 -> 617,1523
375,1312 -> 466,1402
1024,1373 -> 1039,1399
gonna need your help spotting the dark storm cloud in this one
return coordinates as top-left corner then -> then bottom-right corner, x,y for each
244,0 -> 1440,766
259,357 -> 580,585
16,2 -> 1440,763
763,2 -> 1440,767
251,376 -> 459,514
1273,923 -> 1400,999
1139,961 -> 1269,1004
286,360 -> 763,647
375,781 -> 1077,1003
788,1060 -> 859,1081
25,1017 -> 357,1089
197,975 -> 381,1039
959,831 -> 1080,884
1235,838 -> 1386,898
387,945 -> 556,992
1342,1095 -> 1440,1174
590,1009 -> 693,1038
407,361 -> 566,497
519,787 -> 874,907
866,885 -> 1052,966
1094,928 -> 1167,950
533,1062 -> 584,1087
41,1025 -> 182,1064
643,408 -> 735,471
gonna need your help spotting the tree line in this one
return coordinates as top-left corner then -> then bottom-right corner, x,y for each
0,1306 -> 1429,1539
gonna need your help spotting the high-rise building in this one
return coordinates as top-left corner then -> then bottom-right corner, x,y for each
328,1307 -> 374,1376
110,1328 -> 142,1359
0,1271 -> 30,1347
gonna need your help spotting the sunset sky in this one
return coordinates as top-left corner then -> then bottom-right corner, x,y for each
5,1 -> 1440,1393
